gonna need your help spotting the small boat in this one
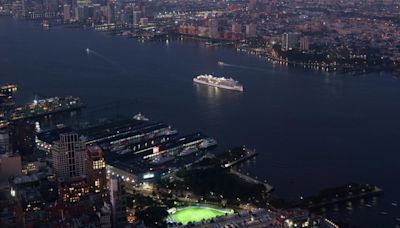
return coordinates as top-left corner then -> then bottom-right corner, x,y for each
365,204 -> 372,208
42,20 -> 49,29
133,113 -> 149,121
392,202 -> 398,207
380,211 -> 388,215
218,61 -> 225,66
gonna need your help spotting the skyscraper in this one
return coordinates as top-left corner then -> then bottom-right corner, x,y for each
282,32 -> 300,51
300,36 -> 310,51
232,22 -> 242,33
110,177 -> 127,227
0,153 -> 22,186
9,120 -> 35,158
76,0 -> 92,6
248,0 -> 257,11
245,23 -> 257,38
63,4 -> 71,22
107,2 -> 115,24
75,5 -> 87,22
0,124 -> 10,153
52,132 -> 87,181
208,18 -> 219,39
132,10 -> 141,26
87,145 -> 107,196
0,84 -> 17,111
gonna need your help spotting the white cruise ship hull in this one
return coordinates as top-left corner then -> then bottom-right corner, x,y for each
193,78 -> 243,92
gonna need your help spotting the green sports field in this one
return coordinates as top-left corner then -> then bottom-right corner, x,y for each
168,206 -> 233,225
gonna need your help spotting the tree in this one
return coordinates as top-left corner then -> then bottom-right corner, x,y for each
136,206 -> 168,227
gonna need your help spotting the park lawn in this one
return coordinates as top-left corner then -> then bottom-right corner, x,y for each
170,206 -> 230,225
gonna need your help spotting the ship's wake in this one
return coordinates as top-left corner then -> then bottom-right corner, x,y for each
218,61 -> 266,72
86,48 -> 126,73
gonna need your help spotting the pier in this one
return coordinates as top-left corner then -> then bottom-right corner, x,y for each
220,146 -> 258,168
215,146 -> 274,193
230,168 -> 273,193
297,184 -> 384,209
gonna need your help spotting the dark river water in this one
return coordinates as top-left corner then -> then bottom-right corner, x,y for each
1,17 -> 399,227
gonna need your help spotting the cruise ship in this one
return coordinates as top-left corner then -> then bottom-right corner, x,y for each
7,96 -> 84,121
193,74 -> 243,92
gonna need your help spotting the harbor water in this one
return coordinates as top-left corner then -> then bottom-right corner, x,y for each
1,17 -> 400,227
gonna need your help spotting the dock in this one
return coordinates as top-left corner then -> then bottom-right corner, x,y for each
230,168 -> 274,193
297,184 -> 384,209
219,146 -> 258,168
214,146 -> 274,192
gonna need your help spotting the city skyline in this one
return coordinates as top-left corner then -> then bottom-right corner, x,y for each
1,0 -> 400,227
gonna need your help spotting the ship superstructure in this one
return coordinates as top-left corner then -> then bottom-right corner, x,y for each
193,74 -> 243,92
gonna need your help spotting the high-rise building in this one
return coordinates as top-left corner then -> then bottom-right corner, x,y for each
139,17 -> 148,26
43,0 -> 57,12
132,10 -> 141,26
245,23 -> 257,38
282,32 -> 300,51
92,4 -> 102,22
232,22 -> 242,33
59,177 -> 90,204
300,36 -> 310,51
110,177 -> 127,227
0,128 -> 9,154
0,84 -> 17,111
10,0 -> 25,18
63,4 -> 71,22
75,5 -> 88,22
52,132 -> 87,181
0,153 -> 22,186
107,2 -> 115,24
97,202 -> 112,228
0,124 -> 10,153
76,0 -> 91,6
248,0 -> 257,11
87,145 -> 107,196
9,172 -> 58,226
9,120 -> 35,159
208,18 -> 219,39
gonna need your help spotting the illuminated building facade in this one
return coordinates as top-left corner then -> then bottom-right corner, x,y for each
0,125 -> 10,153
63,4 -> 71,22
300,36 -> 310,51
282,32 -> 300,51
52,132 -> 87,181
0,84 -> 17,111
9,173 -> 58,227
59,177 -> 90,204
87,145 -> 107,197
